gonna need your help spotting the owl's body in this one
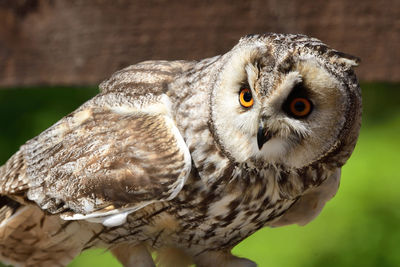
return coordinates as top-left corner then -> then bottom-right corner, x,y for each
0,34 -> 361,267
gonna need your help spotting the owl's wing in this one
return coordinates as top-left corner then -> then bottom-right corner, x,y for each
269,168 -> 341,227
0,92 -> 191,227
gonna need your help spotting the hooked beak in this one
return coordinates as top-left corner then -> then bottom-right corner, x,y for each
257,125 -> 272,150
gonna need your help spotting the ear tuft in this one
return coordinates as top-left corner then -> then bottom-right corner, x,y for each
331,51 -> 360,69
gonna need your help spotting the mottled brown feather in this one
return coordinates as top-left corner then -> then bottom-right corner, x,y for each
21,100 -> 191,216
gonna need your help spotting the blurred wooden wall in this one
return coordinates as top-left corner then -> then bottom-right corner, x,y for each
0,0 -> 399,87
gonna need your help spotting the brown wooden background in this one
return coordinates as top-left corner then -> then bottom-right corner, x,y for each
0,0 -> 399,87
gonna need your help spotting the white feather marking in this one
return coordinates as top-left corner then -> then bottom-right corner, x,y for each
51,123 -> 69,136
245,63 -> 259,90
70,109 -> 92,127
109,105 -> 137,115
109,94 -> 171,116
163,114 -> 191,200
0,206 -> 30,229
331,57 -> 359,68
80,198 -> 95,214
255,137 -> 288,161
101,212 -> 129,227
61,201 -> 155,226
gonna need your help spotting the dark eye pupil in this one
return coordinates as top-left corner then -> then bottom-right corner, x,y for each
243,91 -> 252,102
294,101 -> 305,112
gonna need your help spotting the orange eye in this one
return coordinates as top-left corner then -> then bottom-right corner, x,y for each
289,98 -> 312,117
239,88 -> 254,108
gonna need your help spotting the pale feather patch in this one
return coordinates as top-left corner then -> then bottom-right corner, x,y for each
336,57 -> 359,67
266,71 -> 302,110
61,200 -> 154,226
329,56 -> 359,69
0,206 -> 32,234
245,63 -> 259,90
255,137 -> 288,162
109,94 -> 170,116
296,59 -> 339,92
101,212 -> 129,227
103,67 -> 173,87
109,105 -> 138,115
71,109 -> 92,125
80,198 -> 95,214
208,193 -> 237,216
163,116 -> 192,200
50,122 -> 70,137
50,109 -> 93,137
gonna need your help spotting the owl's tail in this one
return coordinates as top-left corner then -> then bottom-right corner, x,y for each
0,195 -> 27,266
0,195 -> 22,231
0,200 -> 87,267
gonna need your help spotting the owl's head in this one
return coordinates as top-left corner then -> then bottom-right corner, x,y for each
210,34 -> 361,169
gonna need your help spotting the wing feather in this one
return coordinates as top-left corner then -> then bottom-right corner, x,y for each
1,93 -> 191,226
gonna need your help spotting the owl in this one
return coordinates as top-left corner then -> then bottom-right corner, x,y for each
0,33 -> 361,267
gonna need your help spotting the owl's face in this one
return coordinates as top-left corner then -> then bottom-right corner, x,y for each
210,35 -> 361,169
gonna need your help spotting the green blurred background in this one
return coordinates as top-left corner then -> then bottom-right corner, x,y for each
0,82 -> 399,267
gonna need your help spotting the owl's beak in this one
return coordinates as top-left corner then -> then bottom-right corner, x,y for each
257,126 -> 272,150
